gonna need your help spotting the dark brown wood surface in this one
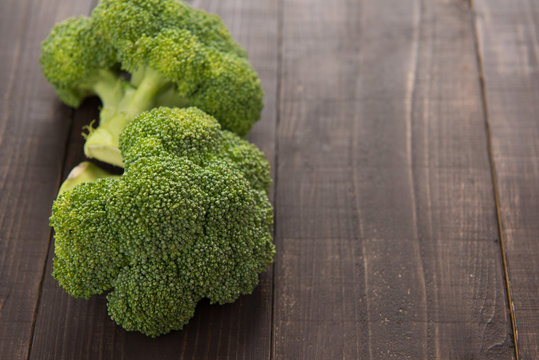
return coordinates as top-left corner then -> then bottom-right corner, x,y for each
474,0 -> 539,358
273,0 -> 514,358
0,0 -> 536,359
0,0 -> 94,359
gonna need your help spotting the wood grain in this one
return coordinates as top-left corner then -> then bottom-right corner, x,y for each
29,0 -> 280,359
3,0 -> 534,358
474,0 -> 539,358
273,0 -> 514,358
0,0 -> 94,359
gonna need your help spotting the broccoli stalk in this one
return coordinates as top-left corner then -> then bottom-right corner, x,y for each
84,68 -> 170,166
58,161 -> 119,194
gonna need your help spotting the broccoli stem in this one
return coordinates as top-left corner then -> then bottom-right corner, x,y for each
58,161 -> 119,194
84,67 -> 169,167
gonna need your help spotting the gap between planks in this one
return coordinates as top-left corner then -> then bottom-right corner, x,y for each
26,107 -> 75,360
469,0 -> 519,359
269,0 -> 285,358
26,1 -> 100,358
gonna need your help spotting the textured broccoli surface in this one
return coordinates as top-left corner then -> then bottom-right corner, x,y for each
40,0 -> 263,167
50,107 -> 274,337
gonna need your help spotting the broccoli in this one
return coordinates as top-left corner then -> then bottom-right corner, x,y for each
40,0 -> 264,167
58,161 -> 120,195
50,107 -> 274,337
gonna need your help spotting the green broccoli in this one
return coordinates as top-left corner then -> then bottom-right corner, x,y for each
40,0 -> 263,167
50,107 -> 274,337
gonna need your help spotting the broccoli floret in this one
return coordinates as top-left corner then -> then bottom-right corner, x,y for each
40,0 -> 264,167
50,107 -> 274,337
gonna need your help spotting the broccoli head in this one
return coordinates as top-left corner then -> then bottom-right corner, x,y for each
40,0 -> 263,167
50,107 -> 274,337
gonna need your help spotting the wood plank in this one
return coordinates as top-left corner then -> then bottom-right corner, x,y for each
0,0 -> 96,359
474,0 -> 539,358
273,0 -> 515,358
29,0 -> 279,358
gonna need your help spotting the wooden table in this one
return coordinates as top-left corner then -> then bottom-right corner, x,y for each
1,0 -> 537,359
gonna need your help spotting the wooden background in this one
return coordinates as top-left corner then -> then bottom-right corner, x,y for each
0,0 -> 537,358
